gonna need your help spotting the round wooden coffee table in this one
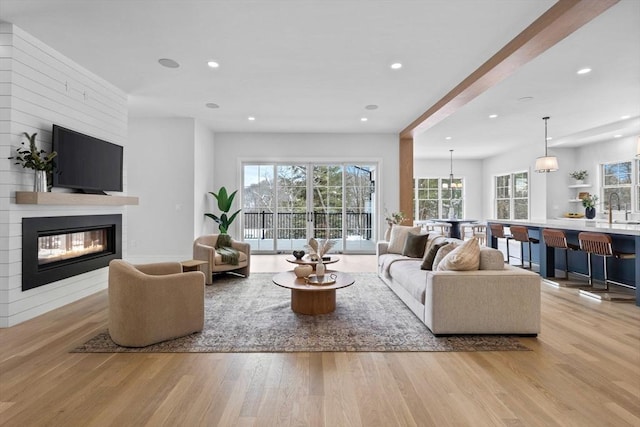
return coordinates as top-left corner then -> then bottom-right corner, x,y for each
272,270 -> 354,315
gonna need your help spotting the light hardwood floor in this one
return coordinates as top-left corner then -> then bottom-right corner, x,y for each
1,255 -> 639,426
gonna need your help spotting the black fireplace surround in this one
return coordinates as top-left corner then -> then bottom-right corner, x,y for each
22,214 -> 122,291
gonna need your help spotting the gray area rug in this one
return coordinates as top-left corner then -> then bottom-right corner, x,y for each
74,273 -> 530,353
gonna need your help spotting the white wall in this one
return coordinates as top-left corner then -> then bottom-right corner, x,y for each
213,133 -> 398,239
0,24 -> 128,327
413,158 -> 484,220
127,117 -> 203,263
194,121 -> 216,237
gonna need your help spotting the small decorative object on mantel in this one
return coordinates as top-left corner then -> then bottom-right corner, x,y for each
8,132 -> 57,192
582,194 -> 598,219
569,170 -> 588,185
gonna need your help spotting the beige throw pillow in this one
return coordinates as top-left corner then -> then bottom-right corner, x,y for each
436,237 -> 481,271
431,242 -> 458,270
388,225 -> 421,254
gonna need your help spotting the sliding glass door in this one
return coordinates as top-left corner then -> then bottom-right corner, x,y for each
242,162 -> 376,254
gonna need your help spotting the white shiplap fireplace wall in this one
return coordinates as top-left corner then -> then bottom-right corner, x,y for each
0,24 -> 128,327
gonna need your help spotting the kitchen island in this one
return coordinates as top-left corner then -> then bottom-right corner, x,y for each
486,218 -> 639,306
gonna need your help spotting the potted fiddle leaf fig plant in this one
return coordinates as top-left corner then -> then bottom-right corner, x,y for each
205,186 -> 241,234
8,132 -> 57,192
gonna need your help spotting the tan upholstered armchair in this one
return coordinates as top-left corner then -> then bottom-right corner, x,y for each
193,234 -> 251,283
108,260 -> 205,347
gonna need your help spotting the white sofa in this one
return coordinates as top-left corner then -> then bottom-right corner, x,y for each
377,235 -> 541,336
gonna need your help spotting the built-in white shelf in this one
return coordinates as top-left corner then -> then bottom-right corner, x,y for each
15,192 -> 139,206
568,184 -> 592,189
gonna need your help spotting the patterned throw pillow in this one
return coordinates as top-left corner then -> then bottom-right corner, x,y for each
421,241 -> 448,270
388,225 -> 421,254
436,238 -> 481,271
402,232 -> 429,258
431,242 -> 458,270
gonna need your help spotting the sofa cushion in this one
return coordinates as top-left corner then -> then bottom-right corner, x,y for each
432,242 -> 458,270
388,225 -> 421,254
478,247 -> 505,270
436,238 -> 481,271
402,232 -> 429,258
421,242 -> 447,270
389,260 -> 428,304
425,235 -> 447,255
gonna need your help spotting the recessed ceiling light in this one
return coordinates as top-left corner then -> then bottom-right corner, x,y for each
158,58 -> 180,68
205,103 -> 219,109
445,136 -> 452,140
365,104 -> 378,110
517,96 -> 534,102
248,116 -> 256,121
207,61 -> 220,68
621,115 -> 630,119
614,134 -> 623,138
390,63 -> 402,70
489,114 -> 498,119
360,117 -> 368,122
577,67 -> 592,75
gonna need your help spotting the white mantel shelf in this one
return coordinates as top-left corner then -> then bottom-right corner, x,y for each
15,192 -> 139,206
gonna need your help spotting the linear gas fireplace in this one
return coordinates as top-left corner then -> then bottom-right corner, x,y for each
22,214 -> 122,291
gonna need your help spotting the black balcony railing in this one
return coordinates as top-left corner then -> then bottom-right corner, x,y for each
243,211 -> 372,240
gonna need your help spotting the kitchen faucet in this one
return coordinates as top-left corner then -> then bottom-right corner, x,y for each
608,192 -> 620,224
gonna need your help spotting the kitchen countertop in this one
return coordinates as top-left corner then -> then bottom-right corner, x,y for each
486,218 -> 640,237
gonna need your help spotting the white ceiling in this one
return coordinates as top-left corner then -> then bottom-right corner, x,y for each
2,0 -> 639,159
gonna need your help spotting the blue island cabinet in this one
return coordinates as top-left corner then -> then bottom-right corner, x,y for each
487,219 -> 639,307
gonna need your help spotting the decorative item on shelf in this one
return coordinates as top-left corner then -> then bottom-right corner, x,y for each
569,170 -> 588,184
534,116 -> 558,173
293,264 -> 313,278
384,210 -> 406,240
578,192 -> 590,200
292,250 -> 305,260
582,194 -> 598,219
205,186 -> 241,235
8,132 -> 57,192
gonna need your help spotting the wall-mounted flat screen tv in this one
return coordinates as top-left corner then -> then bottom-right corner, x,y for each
52,125 -> 123,194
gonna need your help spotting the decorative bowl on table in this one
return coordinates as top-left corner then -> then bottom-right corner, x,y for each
292,250 -> 305,260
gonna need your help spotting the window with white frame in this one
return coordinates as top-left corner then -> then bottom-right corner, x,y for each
601,161 -> 632,212
414,177 -> 464,220
494,171 -> 529,220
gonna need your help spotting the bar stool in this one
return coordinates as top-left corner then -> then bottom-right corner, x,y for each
578,232 -> 637,297
541,229 -> 583,280
509,225 -> 540,269
488,223 -> 513,262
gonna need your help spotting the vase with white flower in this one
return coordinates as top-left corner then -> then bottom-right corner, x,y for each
582,194 -> 598,219
384,210 -> 406,240
304,238 -> 336,276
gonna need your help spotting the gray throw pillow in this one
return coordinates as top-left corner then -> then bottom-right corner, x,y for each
421,242 -> 447,270
402,233 -> 429,258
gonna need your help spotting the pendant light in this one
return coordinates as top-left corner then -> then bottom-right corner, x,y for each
534,116 -> 559,172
